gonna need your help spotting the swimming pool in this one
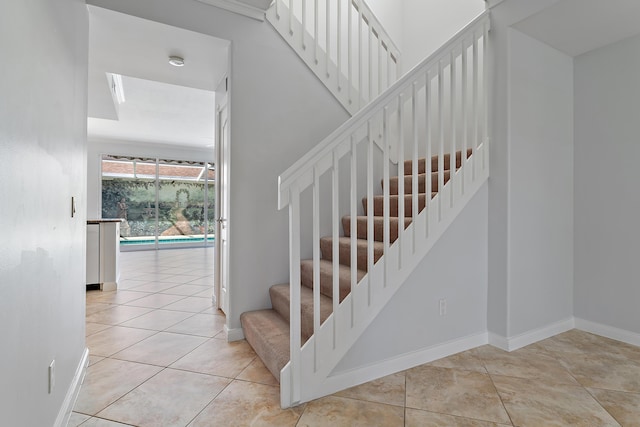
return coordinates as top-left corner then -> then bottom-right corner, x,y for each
120,236 -> 215,245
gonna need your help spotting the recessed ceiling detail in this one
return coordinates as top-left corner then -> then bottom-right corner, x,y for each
89,75 -> 216,147
513,0 -> 640,57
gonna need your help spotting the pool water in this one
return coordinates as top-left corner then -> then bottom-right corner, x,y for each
120,237 -> 215,245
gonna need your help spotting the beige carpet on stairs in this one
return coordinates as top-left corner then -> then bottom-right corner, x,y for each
240,149 -> 471,382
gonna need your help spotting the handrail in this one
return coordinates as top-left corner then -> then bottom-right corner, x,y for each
278,10 -> 490,209
268,0 -> 403,115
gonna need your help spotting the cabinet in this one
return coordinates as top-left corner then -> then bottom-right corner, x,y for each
86,219 -> 121,291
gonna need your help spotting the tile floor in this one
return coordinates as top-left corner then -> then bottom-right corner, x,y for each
71,248 -> 640,426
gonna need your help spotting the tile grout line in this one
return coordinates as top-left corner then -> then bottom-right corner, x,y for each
582,387 -> 625,427
475,347 -> 516,427
535,337 -> 625,426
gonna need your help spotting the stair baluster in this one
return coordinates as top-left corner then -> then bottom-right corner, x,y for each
267,0 -> 402,115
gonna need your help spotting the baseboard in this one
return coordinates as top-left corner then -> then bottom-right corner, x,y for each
54,347 -> 89,427
225,326 -> 245,342
575,318 -> 640,347
316,331 -> 488,398
487,332 -> 509,351
101,281 -> 117,292
488,317 -> 575,351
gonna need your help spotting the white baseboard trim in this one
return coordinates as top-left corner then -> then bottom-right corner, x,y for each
54,347 -> 89,427
575,318 -> 640,347
489,317 -> 575,352
225,326 -> 245,342
487,332 -> 509,351
101,281 -> 117,292
316,331 -> 488,398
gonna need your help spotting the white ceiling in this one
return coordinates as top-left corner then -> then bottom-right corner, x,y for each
195,0 -> 273,20
237,0 -> 273,9
89,76 -> 216,147
513,0 -> 640,57
87,5 -> 230,148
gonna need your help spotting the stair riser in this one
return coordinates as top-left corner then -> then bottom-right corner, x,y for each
269,285 -> 332,344
362,194 -> 426,217
403,149 -> 472,175
342,216 -> 412,243
319,239 -> 383,270
240,310 -> 290,382
387,170 -> 451,195
363,194 -> 432,217
300,260 -> 364,301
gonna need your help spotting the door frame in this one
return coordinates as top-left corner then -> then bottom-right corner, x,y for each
214,74 -> 230,317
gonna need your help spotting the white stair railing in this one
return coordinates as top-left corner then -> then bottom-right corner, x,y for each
267,0 -> 402,115
277,11 -> 490,407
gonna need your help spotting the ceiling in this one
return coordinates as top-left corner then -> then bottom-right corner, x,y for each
87,5 -> 230,148
89,76 -> 218,147
195,0 -> 273,20
236,0 -> 273,9
513,0 -> 640,57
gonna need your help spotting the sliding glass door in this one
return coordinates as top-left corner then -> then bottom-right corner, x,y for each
101,155 -> 214,250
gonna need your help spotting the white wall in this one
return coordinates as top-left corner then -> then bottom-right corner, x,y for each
87,0 -> 350,332
318,0 -> 485,76
487,0 -> 573,340
335,183 -> 488,371
365,0 -> 404,53
87,138 -> 215,219
402,0 -> 485,72
506,28 -> 574,337
0,0 -> 88,425
574,33 -> 640,334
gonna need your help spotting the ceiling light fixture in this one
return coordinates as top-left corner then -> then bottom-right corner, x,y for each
168,56 -> 185,67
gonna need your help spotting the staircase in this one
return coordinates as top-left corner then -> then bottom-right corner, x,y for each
241,148 -> 471,379
242,2 -> 490,408
267,0 -> 401,114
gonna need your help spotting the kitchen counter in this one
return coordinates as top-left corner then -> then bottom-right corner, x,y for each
86,219 -> 121,291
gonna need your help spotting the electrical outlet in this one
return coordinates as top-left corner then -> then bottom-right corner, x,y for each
48,360 -> 55,394
439,299 -> 447,316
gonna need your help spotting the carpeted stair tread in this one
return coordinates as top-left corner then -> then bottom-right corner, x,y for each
300,259 -> 365,301
240,309 -> 290,382
269,283 -> 333,343
386,170 -> 451,195
403,148 -> 472,175
342,215 -> 412,243
363,192 -> 437,217
319,236 -> 384,270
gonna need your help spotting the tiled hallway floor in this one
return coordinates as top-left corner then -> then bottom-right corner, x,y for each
70,248 -> 640,426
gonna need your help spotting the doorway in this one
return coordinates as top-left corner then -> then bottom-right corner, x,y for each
86,5 -> 232,314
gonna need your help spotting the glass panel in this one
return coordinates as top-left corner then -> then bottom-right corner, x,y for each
101,156 -> 157,246
157,160 -> 207,246
101,156 -> 215,249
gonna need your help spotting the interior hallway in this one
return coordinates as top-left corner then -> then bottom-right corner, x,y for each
69,248 -> 640,426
